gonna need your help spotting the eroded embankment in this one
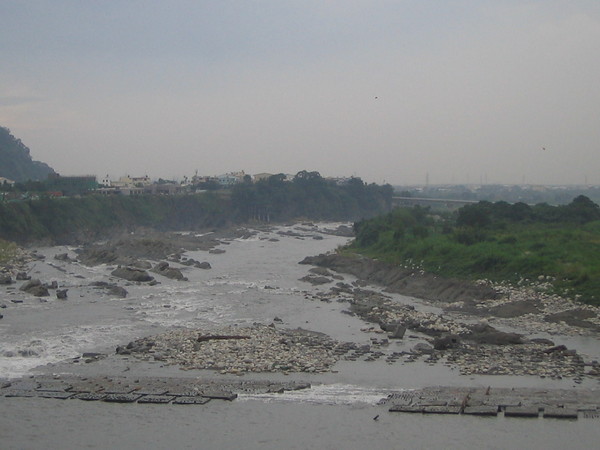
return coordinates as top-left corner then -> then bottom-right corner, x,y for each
300,253 -> 498,303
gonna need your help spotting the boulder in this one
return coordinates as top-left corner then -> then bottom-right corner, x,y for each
154,261 -> 169,272
412,343 -> 434,355
543,344 -> 568,354
152,262 -> 187,281
389,324 -> 407,339
27,285 -> 50,297
467,323 -> 523,345
54,253 -> 72,262
299,275 -> 332,285
107,285 -> 128,298
162,268 -> 186,280
196,261 -> 211,269
16,272 -> 30,281
0,274 -> 12,285
130,259 -> 152,270
530,338 -> 555,346
19,279 -> 50,297
433,334 -> 461,350
56,289 -> 68,299
111,267 -> 154,283
44,280 -> 58,289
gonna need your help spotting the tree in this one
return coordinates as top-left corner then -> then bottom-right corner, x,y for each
565,195 -> 600,223
456,202 -> 492,228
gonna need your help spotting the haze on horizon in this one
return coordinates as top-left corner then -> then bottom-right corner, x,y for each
1,1 -> 599,186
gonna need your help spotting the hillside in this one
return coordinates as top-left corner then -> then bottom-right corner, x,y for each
0,126 -> 55,182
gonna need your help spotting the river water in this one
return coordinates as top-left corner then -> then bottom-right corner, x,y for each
1,223 -> 599,449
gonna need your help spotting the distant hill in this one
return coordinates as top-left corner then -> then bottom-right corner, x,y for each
0,126 -> 55,182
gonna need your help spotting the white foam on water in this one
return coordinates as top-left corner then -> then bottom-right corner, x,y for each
238,383 -> 397,406
173,230 -> 214,237
132,287 -> 235,327
1,223 -> 349,380
204,279 -> 267,289
0,323 -> 138,379
233,235 -> 263,242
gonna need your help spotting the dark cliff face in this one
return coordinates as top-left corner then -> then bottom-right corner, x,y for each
0,126 -> 55,182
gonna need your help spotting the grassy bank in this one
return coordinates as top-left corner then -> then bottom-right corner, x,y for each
350,197 -> 600,305
0,238 -> 17,265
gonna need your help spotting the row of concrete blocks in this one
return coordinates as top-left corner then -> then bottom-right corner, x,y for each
389,403 -> 599,419
2,388 -> 237,404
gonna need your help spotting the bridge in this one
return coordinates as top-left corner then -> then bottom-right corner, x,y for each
392,196 -> 479,210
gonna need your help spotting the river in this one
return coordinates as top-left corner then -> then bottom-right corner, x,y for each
1,223 -> 598,449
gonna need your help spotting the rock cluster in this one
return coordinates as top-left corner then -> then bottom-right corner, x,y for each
89,281 -> 128,298
110,266 -> 154,283
320,283 -> 471,337
445,342 -> 590,381
466,281 -> 600,335
117,324 -> 346,374
169,255 -> 211,269
19,279 -> 50,297
152,261 -> 187,281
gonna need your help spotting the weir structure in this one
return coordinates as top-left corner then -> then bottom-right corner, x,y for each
2,374 -> 599,420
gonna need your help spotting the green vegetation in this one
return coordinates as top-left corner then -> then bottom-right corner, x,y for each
0,126 -> 55,182
0,172 -> 392,245
350,196 -> 600,305
0,238 -> 17,264
0,193 -> 229,244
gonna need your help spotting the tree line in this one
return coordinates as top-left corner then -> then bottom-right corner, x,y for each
231,171 -> 393,223
0,171 -> 393,244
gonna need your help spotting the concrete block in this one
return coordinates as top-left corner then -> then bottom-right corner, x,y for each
137,395 -> 176,404
462,405 -> 498,416
172,396 -> 211,405
504,406 -> 540,418
103,393 -> 143,403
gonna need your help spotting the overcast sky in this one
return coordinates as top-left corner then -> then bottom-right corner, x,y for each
1,1 -> 599,185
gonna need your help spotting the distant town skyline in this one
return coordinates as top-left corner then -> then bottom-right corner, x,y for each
1,1 -> 599,186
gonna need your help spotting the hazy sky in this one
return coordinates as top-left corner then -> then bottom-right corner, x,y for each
1,1 -> 599,185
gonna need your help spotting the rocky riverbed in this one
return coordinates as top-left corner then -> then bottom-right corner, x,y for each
115,324 -> 348,374
5,222 -> 600,450
3,224 -> 600,385
299,252 -> 600,383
